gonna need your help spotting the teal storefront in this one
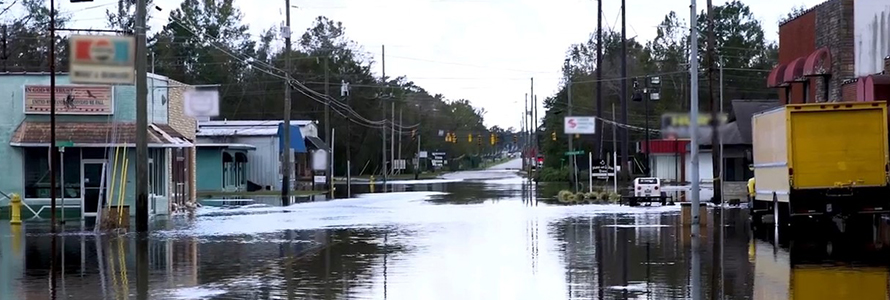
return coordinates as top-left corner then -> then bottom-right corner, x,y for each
196,144 -> 255,194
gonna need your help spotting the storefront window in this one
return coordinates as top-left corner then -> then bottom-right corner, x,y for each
24,147 -> 81,199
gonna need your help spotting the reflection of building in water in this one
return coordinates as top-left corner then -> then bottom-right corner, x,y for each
0,226 -> 200,299
752,229 -> 890,300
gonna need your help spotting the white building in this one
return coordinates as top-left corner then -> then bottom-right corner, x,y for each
195,120 -> 327,191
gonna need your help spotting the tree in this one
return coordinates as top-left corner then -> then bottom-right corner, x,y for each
105,0 -> 154,32
778,5 -> 809,25
1,0 -> 70,72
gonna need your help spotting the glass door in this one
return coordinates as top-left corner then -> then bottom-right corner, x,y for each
82,161 -> 105,216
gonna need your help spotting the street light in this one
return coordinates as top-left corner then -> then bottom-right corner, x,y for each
632,76 -> 660,177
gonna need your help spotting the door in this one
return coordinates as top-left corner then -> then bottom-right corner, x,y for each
82,161 -> 105,216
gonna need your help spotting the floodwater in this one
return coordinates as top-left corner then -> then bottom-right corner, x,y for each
3,159 -> 890,299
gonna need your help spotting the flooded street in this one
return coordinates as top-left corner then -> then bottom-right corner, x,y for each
3,159 -> 890,299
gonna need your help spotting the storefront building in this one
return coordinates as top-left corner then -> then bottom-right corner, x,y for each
0,73 -> 196,219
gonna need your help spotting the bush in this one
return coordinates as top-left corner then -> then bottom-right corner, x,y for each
535,167 -> 571,182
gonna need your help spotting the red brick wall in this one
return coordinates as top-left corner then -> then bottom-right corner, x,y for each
841,81 -> 858,102
778,12 -> 817,104
779,13 -> 816,64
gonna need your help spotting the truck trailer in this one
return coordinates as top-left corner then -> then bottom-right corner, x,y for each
750,101 -> 890,225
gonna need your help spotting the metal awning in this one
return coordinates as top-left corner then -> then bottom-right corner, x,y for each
305,136 -> 330,152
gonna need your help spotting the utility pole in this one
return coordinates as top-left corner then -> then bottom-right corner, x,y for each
398,108 -> 402,173
135,0 -> 149,232
324,57 -> 331,192
381,45 -> 387,185
49,0 -> 58,230
567,60 -> 577,192
690,3 -> 702,300
620,0 -> 629,178
690,0 -> 702,231
415,132 -> 421,180
343,81 -> 352,197
135,1 -> 150,299
707,0 -> 721,205
533,94 -> 539,182
281,0 -> 293,205
596,0 -> 604,159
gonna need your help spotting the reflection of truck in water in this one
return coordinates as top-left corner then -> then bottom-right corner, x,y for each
752,240 -> 889,299
750,102 -> 890,225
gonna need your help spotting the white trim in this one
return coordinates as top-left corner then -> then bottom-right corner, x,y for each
195,143 -> 257,150
81,159 -> 105,217
752,162 -> 787,168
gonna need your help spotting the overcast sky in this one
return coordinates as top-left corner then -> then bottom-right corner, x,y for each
57,0 -> 823,129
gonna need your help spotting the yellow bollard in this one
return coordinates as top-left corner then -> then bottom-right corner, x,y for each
10,193 -> 22,225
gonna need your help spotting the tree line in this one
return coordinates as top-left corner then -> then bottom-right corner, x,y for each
0,0 -> 513,175
539,1 -> 781,172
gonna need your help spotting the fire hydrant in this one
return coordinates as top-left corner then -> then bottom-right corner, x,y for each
10,193 -> 22,225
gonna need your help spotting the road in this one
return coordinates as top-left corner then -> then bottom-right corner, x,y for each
487,157 -> 522,170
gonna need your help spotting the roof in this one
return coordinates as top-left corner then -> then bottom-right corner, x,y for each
195,143 -> 256,150
305,136 -> 331,152
701,100 -> 781,146
9,121 -> 192,147
197,120 -> 316,137
199,120 -> 313,127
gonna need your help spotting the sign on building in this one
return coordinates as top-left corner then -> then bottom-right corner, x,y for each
69,34 -> 136,85
184,88 -> 220,118
311,149 -> 328,171
564,116 -> 596,134
660,112 -> 728,139
23,85 -> 113,115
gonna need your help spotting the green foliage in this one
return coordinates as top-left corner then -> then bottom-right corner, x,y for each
541,1 -> 781,163
535,167 -> 570,182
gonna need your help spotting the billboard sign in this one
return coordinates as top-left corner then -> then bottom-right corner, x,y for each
660,112 -> 728,139
564,116 -> 596,134
69,34 -> 136,85
23,85 -> 113,115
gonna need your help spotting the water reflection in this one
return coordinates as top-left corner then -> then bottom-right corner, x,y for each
6,171 -> 890,299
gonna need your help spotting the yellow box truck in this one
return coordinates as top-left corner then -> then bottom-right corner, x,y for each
750,101 -> 890,224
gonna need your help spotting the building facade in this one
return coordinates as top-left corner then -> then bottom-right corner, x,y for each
195,120 -> 328,194
769,0 -> 890,103
0,73 -> 196,219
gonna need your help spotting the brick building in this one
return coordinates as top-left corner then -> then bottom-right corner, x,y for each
768,0 -> 890,102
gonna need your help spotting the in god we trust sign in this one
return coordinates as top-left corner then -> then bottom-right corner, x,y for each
69,34 -> 136,85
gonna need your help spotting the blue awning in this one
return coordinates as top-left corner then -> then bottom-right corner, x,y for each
277,123 -> 307,153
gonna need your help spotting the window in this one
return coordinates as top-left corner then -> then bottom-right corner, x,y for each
638,178 -> 658,184
23,148 -> 81,199
148,149 -> 166,196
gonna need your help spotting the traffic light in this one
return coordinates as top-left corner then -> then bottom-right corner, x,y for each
445,132 -> 451,142
468,134 -> 473,143
551,131 -> 557,141
477,134 -> 482,146
452,133 -> 457,143
490,133 -> 496,145
513,134 -> 518,143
